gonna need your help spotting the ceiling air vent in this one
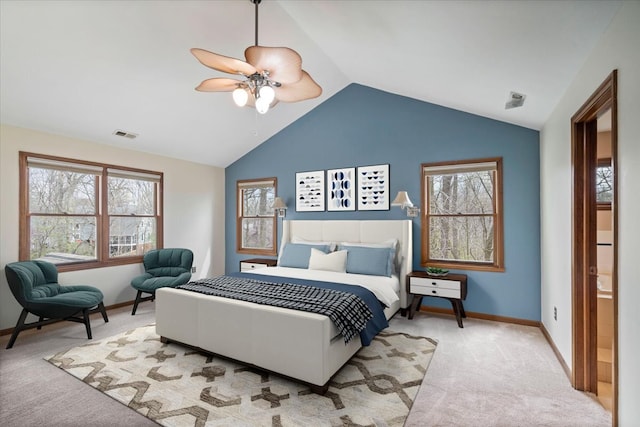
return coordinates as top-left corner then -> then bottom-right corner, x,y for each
505,91 -> 526,110
112,129 -> 138,139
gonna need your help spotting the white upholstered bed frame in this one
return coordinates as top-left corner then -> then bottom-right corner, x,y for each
156,219 -> 412,392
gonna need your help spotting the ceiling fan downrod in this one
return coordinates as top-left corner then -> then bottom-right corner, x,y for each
252,0 -> 262,47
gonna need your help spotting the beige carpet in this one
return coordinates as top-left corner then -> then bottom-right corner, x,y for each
46,324 -> 437,426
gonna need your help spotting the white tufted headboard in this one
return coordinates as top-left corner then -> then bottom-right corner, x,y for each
280,220 -> 413,309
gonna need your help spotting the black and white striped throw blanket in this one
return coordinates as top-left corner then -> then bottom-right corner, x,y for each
178,275 -> 373,343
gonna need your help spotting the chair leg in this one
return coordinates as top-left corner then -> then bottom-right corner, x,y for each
82,308 -> 92,340
98,302 -> 109,323
37,316 -> 44,330
6,309 -> 29,349
131,290 -> 142,315
131,290 -> 156,315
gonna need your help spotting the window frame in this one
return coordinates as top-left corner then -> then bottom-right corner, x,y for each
19,151 -> 164,272
236,177 -> 277,256
420,157 -> 504,272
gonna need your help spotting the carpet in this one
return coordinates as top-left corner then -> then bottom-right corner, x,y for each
46,325 -> 437,426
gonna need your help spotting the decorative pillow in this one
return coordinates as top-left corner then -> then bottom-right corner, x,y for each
339,245 -> 395,277
291,236 -> 337,252
308,248 -> 348,273
279,243 -> 330,269
340,239 -> 399,273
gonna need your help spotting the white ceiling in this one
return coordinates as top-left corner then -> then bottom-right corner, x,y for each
0,1 -> 621,168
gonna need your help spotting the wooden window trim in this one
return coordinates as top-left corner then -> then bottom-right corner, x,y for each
420,157 -> 505,272
236,177 -> 277,256
19,151 -> 163,272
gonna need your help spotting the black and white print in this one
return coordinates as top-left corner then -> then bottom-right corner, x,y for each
357,164 -> 390,210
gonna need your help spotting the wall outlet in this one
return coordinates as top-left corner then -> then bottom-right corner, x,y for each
191,266 -> 196,273
553,306 -> 557,321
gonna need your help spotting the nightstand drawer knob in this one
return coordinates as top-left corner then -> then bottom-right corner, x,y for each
432,282 -> 437,286
432,290 -> 437,294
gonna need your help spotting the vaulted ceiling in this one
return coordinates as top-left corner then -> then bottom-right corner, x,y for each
0,1 -> 621,168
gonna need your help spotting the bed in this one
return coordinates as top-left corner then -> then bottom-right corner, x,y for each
155,219 -> 412,393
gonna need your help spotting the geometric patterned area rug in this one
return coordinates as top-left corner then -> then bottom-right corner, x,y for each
46,325 -> 437,427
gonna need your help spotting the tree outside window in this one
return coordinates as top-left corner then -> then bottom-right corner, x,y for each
596,158 -> 613,209
236,178 -> 277,256
421,158 -> 504,272
20,152 -> 163,271
28,165 -> 99,263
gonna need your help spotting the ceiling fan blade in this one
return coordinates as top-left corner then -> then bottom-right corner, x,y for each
195,78 -> 244,92
191,48 -> 257,76
244,46 -> 303,84
274,71 -> 322,102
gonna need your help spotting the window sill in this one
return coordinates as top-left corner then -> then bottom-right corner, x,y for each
422,262 -> 505,273
53,256 -> 144,272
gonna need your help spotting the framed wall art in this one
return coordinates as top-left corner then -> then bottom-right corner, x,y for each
295,170 -> 325,212
327,167 -> 356,211
357,164 -> 390,210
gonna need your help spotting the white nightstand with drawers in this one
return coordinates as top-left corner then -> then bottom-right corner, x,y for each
406,271 -> 468,328
239,258 -> 277,272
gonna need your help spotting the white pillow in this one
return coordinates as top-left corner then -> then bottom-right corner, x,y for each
292,236 -> 337,252
308,248 -> 347,273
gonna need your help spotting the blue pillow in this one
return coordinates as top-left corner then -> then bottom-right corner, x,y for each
279,243 -> 330,269
339,245 -> 395,277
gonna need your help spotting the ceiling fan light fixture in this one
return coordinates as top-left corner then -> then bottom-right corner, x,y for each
233,87 -> 249,107
259,85 -> 275,104
190,0 -> 321,113
255,97 -> 270,114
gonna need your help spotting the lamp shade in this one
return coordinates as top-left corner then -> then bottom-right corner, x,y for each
273,197 -> 287,209
391,191 -> 413,209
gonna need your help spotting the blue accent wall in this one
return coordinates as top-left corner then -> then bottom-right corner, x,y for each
225,84 -> 541,321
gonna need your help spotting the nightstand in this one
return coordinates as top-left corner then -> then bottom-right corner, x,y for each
406,271 -> 468,328
239,258 -> 277,272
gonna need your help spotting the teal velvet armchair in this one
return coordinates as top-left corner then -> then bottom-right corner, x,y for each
130,248 -> 194,315
4,260 -> 109,349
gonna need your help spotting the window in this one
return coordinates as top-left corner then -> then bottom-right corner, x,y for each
19,152 -> 163,271
421,157 -> 504,272
236,178 -> 277,256
596,157 -> 612,209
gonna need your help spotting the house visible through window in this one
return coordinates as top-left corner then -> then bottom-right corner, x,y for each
236,178 -> 277,256
19,152 -> 163,271
421,157 -> 504,272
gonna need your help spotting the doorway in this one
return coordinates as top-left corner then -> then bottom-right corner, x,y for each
571,70 -> 618,425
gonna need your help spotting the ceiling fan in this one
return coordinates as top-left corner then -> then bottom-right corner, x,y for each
191,0 -> 322,114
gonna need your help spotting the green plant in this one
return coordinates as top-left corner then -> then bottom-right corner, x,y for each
425,266 -> 449,275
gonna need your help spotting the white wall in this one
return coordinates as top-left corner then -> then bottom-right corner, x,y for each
0,124 -> 226,330
540,1 -> 640,423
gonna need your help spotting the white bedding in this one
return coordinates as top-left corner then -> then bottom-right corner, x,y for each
247,266 -> 400,308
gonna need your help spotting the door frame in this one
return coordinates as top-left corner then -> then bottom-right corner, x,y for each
571,70 -> 618,425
